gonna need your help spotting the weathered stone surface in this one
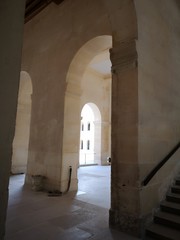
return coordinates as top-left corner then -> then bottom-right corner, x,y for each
135,0 -> 180,221
1,0 -> 179,238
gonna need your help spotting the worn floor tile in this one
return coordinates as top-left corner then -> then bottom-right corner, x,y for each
5,166 -> 140,240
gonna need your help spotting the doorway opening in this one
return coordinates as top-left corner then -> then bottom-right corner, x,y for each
79,103 -> 102,166
62,36 -> 112,204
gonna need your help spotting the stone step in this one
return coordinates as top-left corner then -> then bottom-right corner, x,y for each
175,177 -> 180,186
146,223 -> 180,240
171,185 -> 180,194
166,192 -> 180,203
160,200 -> 180,215
154,211 -> 180,230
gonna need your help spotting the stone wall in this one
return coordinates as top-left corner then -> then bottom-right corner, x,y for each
22,0 -> 113,190
22,0 -> 137,192
3,0 -> 180,238
22,0 -> 140,236
135,0 -> 180,222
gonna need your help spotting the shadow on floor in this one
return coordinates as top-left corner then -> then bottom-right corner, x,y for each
5,166 -> 140,240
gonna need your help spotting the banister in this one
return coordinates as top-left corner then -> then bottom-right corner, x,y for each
141,141 -> 180,186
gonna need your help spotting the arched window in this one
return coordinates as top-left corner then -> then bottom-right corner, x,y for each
81,123 -> 84,131
87,122 -> 91,131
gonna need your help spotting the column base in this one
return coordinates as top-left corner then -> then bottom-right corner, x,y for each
11,165 -> 27,174
25,173 -> 78,193
109,208 -> 145,237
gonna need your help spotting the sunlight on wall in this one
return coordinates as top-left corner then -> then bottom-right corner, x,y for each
11,71 -> 32,174
80,104 -> 95,165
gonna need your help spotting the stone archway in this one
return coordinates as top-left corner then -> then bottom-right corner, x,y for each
18,0 -> 141,236
61,35 -> 112,192
11,71 -> 32,174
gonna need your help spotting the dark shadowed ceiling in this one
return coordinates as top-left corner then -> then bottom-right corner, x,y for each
25,0 -> 64,22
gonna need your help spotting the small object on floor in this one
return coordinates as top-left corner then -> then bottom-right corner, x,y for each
48,190 -> 62,197
107,157 -> 111,165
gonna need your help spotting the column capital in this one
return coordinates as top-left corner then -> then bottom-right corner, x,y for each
110,39 -> 137,74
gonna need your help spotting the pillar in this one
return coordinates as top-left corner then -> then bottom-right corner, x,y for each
93,120 -> 101,165
61,80 -> 81,191
0,0 -> 25,238
11,72 -> 32,174
109,39 -> 140,236
101,121 -> 111,165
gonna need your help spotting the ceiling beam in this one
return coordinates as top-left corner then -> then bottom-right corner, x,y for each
25,0 -> 64,23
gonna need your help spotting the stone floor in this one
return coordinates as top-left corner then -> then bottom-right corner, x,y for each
5,166 -> 140,240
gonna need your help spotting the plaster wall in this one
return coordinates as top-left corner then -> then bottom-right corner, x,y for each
135,0 -> 180,217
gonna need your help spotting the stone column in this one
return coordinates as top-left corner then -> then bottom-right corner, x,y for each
93,120 -> 101,165
61,80 -> 82,191
101,121 -> 111,165
11,72 -> 32,174
0,0 -> 25,238
109,40 -> 140,236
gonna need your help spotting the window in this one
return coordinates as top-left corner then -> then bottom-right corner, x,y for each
87,140 -> 90,150
87,122 -> 90,131
81,123 -> 84,131
81,140 -> 83,150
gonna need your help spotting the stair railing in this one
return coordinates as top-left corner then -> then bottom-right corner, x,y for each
141,141 -> 180,186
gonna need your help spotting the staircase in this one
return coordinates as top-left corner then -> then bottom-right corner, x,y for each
145,176 -> 180,240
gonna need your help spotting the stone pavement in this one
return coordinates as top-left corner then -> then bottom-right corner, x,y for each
5,166 -> 140,240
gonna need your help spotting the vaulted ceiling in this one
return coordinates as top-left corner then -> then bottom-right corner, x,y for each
89,50 -> 111,79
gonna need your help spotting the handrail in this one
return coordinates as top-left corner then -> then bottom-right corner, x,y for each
141,141 -> 180,186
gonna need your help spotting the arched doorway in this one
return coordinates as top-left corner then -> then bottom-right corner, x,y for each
61,35 -> 112,192
79,103 -> 102,166
11,71 -> 32,174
